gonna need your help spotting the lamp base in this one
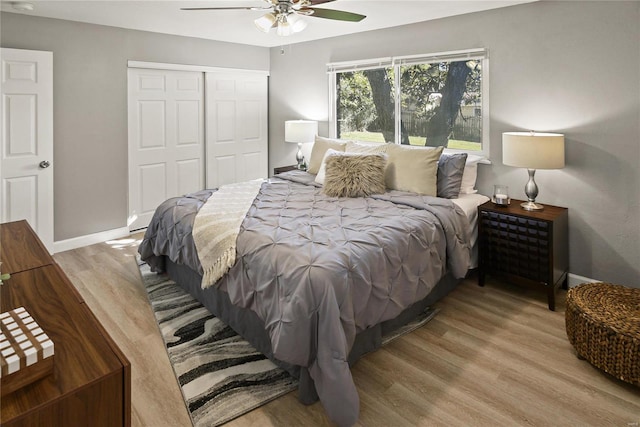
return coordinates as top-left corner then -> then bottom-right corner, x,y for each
521,201 -> 544,211
521,168 -> 544,211
295,143 -> 306,171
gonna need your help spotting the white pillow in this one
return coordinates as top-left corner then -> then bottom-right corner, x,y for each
459,154 -> 485,194
315,148 -> 342,185
459,163 -> 479,194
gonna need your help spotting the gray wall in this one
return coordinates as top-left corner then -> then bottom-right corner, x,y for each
2,3 -> 638,286
1,12 -> 269,241
269,1 -> 640,286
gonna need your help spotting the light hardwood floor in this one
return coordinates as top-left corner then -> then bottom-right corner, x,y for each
54,235 -> 640,427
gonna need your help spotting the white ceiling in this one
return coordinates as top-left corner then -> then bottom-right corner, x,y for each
1,0 -> 534,48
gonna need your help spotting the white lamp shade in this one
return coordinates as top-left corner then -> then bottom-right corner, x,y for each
255,13 -> 276,33
277,17 -> 292,36
288,14 -> 307,33
502,132 -> 565,169
285,120 -> 318,144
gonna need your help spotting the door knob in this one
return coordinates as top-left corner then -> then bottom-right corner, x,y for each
39,160 -> 51,169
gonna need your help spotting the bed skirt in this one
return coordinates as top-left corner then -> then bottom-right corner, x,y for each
165,258 -> 460,405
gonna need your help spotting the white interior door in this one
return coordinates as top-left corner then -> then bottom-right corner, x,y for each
205,72 -> 268,188
0,48 -> 54,252
128,68 -> 204,231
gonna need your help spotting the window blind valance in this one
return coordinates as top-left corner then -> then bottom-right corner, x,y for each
327,57 -> 392,73
327,48 -> 487,73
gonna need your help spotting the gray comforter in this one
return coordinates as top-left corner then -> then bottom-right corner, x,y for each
139,171 -> 471,426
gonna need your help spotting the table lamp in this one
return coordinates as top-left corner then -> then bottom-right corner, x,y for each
502,131 -> 565,211
285,120 -> 318,171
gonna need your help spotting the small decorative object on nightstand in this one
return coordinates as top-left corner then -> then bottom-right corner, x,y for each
478,199 -> 568,311
492,184 -> 510,206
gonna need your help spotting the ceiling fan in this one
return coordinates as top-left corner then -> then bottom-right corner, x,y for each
181,0 -> 366,36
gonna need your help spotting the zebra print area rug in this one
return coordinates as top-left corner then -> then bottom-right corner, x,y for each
139,262 -> 298,426
139,260 -> 438,426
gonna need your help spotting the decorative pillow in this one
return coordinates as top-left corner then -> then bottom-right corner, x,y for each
459,153 -> 485,194
308,136 -> 348,174
459,164 -> 478,194
345,141 -> 392,155
385,144 -> 444,196
437,153 -> 468,199
314,148 -> 341,185
323,154 -> 387,198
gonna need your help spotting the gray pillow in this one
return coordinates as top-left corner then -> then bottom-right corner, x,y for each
437,153 -> 468,199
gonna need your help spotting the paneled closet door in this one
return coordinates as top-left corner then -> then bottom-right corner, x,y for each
205,72 -> 268,188
128,68 -> 204,231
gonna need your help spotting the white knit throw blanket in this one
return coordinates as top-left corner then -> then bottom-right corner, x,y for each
192,179 -> 264,289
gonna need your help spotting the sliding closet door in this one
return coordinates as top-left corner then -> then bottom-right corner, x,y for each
128,68 -> 204,231
205,72 -> 268,188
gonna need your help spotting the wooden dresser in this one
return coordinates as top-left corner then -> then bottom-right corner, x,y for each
0,220 -> 131,426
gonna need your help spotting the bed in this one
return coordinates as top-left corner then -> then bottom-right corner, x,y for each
451,193 -> 491,268
139,143 -> 487,426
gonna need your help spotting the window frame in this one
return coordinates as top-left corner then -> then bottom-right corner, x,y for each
328,48 -> 490,158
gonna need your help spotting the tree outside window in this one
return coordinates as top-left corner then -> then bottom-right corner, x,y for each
332,51 -> 486,153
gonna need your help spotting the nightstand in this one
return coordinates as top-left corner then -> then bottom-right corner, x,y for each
273,165 -> 299,175
477,199 -> 569,311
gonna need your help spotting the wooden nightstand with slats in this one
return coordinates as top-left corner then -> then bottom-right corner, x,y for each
273,165 -> 298,175
477,200 -> 569,311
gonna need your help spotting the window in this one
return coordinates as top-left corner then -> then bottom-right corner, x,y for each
328,49 -> 489,156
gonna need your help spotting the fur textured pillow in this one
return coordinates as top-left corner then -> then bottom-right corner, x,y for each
323,154 -> 387,198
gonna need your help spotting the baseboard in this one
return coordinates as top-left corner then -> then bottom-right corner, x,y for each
567,273 -> 599,288
53,226 -> 131,254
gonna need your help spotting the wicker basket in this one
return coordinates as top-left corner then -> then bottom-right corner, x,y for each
565,282 -> 639,386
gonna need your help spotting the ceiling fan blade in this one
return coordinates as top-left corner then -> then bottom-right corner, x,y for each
302,7 -> 366,22
181,7 -> 268,11
183,0 -> 274,9
308,0 -> 336,5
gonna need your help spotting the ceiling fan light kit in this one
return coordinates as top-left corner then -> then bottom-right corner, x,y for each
270,13 -> 307,36
254,13 -> 277,33
288,14 -> 308,33
183,0 -> 365,37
